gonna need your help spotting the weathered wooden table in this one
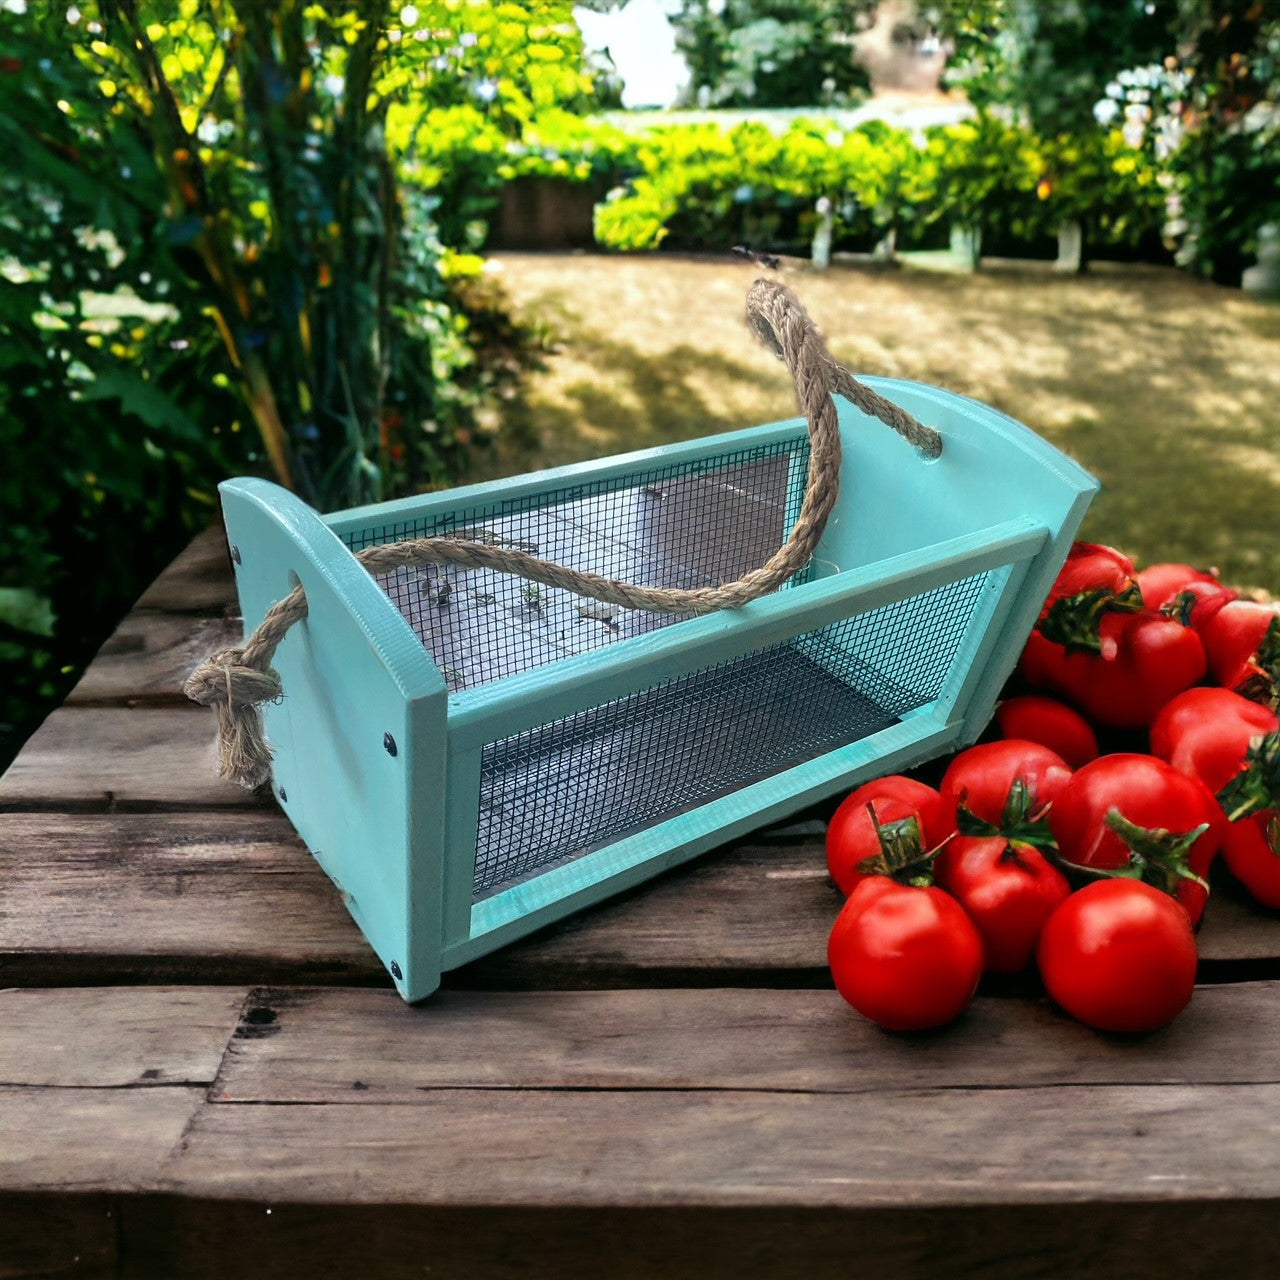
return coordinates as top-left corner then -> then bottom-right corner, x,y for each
4,526 -> 1280,1278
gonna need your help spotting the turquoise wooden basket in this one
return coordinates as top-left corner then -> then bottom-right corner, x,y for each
209,288 -> 1096,1002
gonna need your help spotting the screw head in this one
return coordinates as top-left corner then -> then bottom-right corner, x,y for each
383,732 -> 398,757
390,960 -> 403,981
278,786 -> 287,802
229,544 -> 242,565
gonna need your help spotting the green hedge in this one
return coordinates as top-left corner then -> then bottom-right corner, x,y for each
415,107 -> 1170,262
589,114 -> 1166,259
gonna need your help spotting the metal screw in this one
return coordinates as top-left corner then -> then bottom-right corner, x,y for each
390,960 -> 403,980
278,786 -> 287,802
383,732 -> 397,757
229,544 -> 242,565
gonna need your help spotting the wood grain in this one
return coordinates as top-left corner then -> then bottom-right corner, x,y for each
66,613 -> 242,706
2,807 -> 1279,990
0,812 -> 382,988
165,1081 -> 1280,1208
0,1087 -> 204,1193
0,988 -> 245,1088
133,523 -> 235,614
210,981 -> 1280,1102
0,706 -> 269,812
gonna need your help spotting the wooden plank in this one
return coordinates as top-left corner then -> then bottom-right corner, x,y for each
0,1087 -> 203,1193
2,809 -> 1278,989
108,1198 -> 1280,1280
0,1195 -> 117,1280
0,812 -> 382,988
0,706 -> 269,812
165,1081 -> 1280,1207
65,613 -> 242,707
465,840 -> 1280,984
133,523 -> 235,614
211,982 -> 1280,1103
0,988 -> 245,1088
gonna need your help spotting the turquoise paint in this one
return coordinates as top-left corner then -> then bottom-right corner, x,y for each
220,379 -> 1097,1001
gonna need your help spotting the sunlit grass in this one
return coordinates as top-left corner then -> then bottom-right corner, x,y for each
484,252 -> 1280,595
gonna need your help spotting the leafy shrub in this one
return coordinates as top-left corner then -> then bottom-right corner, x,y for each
0,0 -> 599,768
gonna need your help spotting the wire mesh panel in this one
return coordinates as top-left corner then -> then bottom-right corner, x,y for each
343,435 -> 811,693
473,569 -> 991,898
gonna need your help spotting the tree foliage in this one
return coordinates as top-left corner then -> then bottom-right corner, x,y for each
671,1 -> 876,108
0,0 -> 599,765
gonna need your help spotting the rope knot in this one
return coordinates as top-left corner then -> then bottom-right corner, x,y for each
183,648 -> 281,790
183,648 -> 283,709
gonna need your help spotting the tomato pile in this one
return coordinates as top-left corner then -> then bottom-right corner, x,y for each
825,543 -> 1280,1035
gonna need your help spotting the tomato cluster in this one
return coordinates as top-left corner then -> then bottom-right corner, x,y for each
825,543 -> 1280,1036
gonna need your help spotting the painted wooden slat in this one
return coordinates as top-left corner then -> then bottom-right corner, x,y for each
446,520 -> 1046,749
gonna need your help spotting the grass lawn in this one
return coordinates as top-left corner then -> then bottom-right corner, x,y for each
481,252 -> 1280,596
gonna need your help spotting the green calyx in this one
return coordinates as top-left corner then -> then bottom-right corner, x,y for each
1039,583 -> 1143,655
1218,730 -> 1280,822
1160,590 -> 1201,628
956,779 -> 1057,854
1059,808 -> 1210,897
855,805 -> 938,885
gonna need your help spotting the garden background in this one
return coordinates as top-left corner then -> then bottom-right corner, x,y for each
2,0 -> 1278,771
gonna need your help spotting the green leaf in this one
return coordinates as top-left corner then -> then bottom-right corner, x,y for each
78,368 -> 203,443
0,587 -> 56,638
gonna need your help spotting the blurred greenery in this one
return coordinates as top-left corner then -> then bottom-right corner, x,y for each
0,0 -> 598,770
669,1 -> 877,109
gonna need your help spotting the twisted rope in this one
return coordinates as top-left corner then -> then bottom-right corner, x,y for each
184,279 -> 942,788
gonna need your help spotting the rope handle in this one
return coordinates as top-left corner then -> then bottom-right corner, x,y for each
184,278 -> 942,788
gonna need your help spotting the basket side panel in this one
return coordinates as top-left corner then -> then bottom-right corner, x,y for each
470,567 -> 990,902
335,432 -> 812,696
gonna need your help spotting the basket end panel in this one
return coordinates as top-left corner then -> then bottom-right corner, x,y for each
218,480 -> 449,1002
818,383 -> 1098,739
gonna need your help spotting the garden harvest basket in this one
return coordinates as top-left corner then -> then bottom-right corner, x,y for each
188,280 -> 1097,1001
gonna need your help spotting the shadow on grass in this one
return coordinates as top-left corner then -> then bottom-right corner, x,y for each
492,256 -> 1280,593
486,337 -> 792,478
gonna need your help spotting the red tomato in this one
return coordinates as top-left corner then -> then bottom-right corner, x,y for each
934,835 -> 1071,973
1041,542 -> 1137,621
1135,562 -> 1222,610
1196,600 -> 1280,699
994,695 -> 1099,769
1223,813 -> 1280,909
1021,609 -> 1206,730
1048,753 -> 1225,926
938,739 -> 1073,835
826,777 -> 954,895
828,877 -> 984,1031
1037,879 -> 1198,1033
1160,579 -> 1238,630
1149,687 -> 1279,794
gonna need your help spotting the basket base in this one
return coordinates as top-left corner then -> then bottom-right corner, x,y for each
474,644 -> 899,898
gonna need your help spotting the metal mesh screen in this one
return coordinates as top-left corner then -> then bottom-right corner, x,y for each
473,569 -> 991,898
342,435 -> 810,692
